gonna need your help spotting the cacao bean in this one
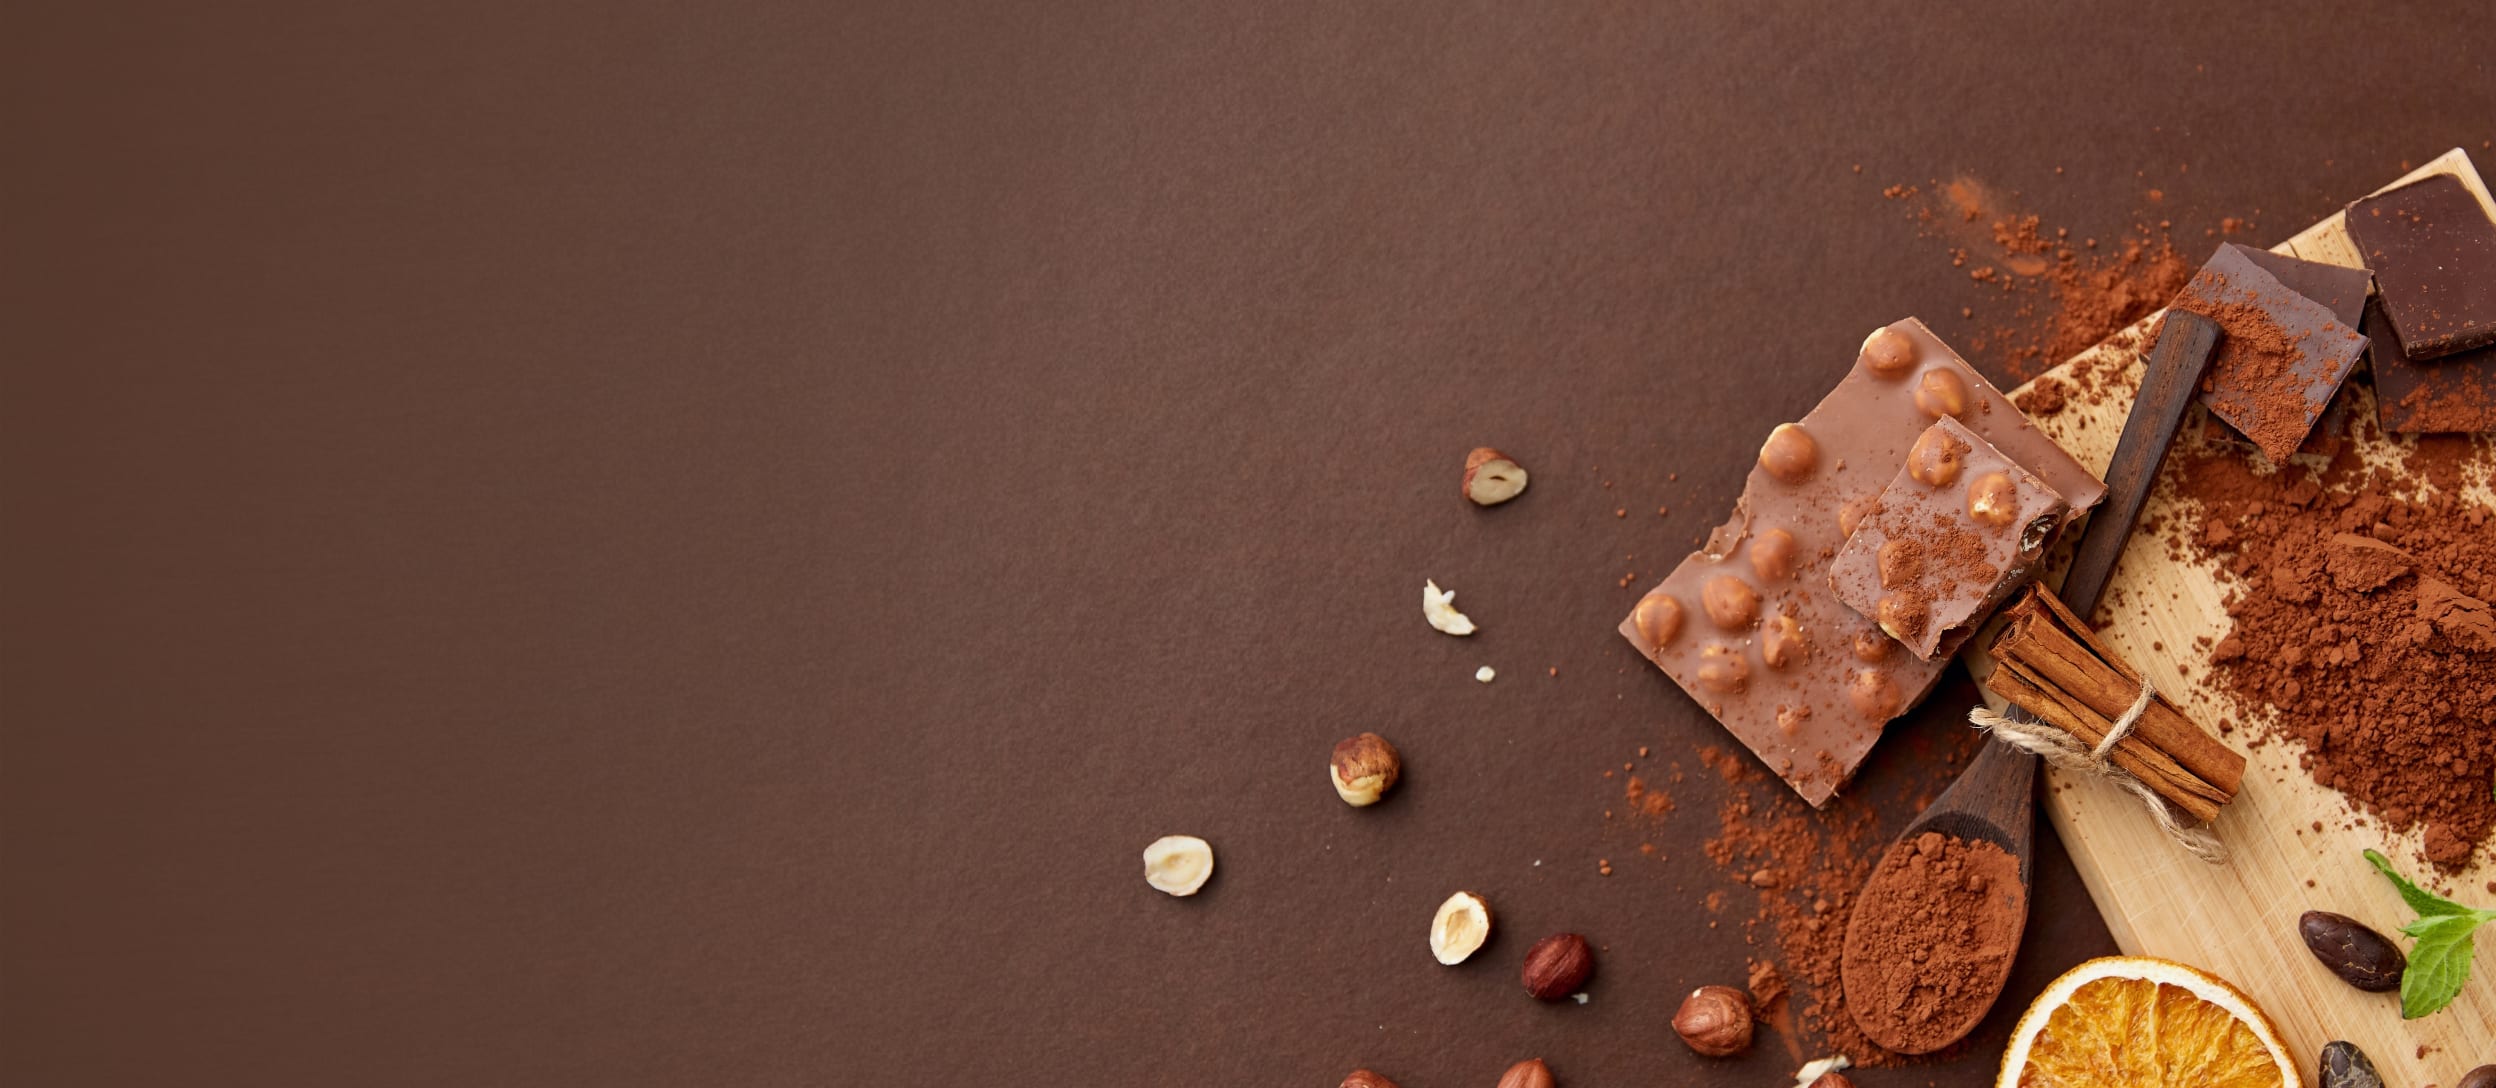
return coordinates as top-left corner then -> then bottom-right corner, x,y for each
2318,1041 -> 2382,1088
2298,910 -> 2405,992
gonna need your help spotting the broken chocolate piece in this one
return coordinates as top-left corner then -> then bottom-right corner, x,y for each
2367,296 -> 2496,434
1619,319 -> 2104,806
2173,245 -> 2369,463
1829,418 -> 2070,661
2346,173 -> 2496,360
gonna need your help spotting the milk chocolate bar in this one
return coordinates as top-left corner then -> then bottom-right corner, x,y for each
2346,173 -> 2496,360
2174,245 -> 2368,463
1829,417 -> 2071,662
1619,319 -> 2105,805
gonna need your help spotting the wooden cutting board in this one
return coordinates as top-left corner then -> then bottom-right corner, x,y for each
1980,148 -> 2496,1082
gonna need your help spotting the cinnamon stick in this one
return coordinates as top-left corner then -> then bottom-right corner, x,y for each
1982,585 -> 2243,821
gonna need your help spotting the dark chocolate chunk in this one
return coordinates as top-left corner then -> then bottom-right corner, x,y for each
2367,296 -> 2496,434
2175,245 -> 2369,463
2231,243 -> 2372,327
1619,319 -> 2104,806
2345,173 -> 2496,360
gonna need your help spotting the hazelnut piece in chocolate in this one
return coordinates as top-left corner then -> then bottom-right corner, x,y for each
1775,704 -> 1810,735
1761,614 -> 1808,670
1632,592 -> 1685,649
1861,326 -> 1917,377
1850,628 -> 1892,663
1702,575 -> 1760,630
1847,668 -> 1901,718
1697,644 -> 1749,693
1875,539 -> 1921,589
1915,368 -> 1969,419
1876,593 -> 1929,644
1838,495 -> 1878,538
1966,471 -> 2020,527
1749,528 -> 1798,582
1758,423 -> 1819,483
1906,426 -> 1969,486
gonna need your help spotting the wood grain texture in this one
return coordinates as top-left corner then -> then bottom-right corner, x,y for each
1980,149 -> 2496,1083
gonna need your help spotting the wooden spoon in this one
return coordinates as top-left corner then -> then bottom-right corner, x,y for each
1840,310 -> 2221,1054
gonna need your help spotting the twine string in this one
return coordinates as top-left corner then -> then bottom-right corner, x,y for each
1972,671 -> 2228,864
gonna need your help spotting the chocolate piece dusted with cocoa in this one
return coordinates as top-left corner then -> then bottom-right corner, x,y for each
2174,245 -> 2370,463
2346,172 -> 2496,361
2367,296 -> 2496,434
2233,243 -> 2373,327
1620,319 -> 2104,806
1829,418 -> 2070,661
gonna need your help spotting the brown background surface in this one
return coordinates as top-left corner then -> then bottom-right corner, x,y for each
4,2 -> 2492,1084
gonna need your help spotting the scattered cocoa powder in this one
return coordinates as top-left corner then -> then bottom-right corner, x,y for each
2165,427 -> 2496,870
1839,832 -> 2026,1054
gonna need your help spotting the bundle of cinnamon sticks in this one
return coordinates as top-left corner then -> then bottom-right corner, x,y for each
1983,585 -> 2245,823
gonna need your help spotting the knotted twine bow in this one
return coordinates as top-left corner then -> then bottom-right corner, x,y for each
1970,672 -> 2228,864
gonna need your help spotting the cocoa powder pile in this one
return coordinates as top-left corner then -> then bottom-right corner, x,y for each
2166,431 -> 2496,870
1839,831 -> 2026,1054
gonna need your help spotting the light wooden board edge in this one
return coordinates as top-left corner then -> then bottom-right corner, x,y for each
1979,148 -> 2496,1085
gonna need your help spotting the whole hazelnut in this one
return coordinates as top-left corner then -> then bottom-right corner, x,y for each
1915,367 -> 1969,418
1340,1070 -> 1402,1088
1748,527 -> 1798,581
1672,985 -> 1754,1057
1757,423 -> 1818,484
1631,592 -> 1685,650
1807,1074 -> 1857,1088
1967,471 -> 2019,526
2458,1065 -> 2496,1088
1520,933 -> 1595,1000
1330,733 -> 1403,806
1701,575 -> 1760,630
1861,326 -> 1917,376
1906,426 -> 1968,487
1495,1058 -> 1556,1088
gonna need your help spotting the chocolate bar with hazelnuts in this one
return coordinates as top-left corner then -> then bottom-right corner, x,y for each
1619,319 -> 2104,806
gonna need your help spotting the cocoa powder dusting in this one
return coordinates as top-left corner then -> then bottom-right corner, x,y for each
2167,429 -> 2496,870
1839,832 -> 2025,1054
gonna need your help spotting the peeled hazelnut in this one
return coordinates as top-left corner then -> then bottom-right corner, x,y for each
1672,985 -> 1754,1057
1967,471 -> 2019,526
1838,495 -> 1878,538
1329,733 -> 1402,806
1520,932 -> 1595,1000
1340,1070 -> 1402,1088
1463,447 -> 1530,506
1760,614 -> 1808,670
1850,628 -> 1893,663
1915,368 -> 1969,418
1496,1058 -> 1556,1088
1848,668 -> 1902,719
1749,528 -> 1798,581
1701,575 -> 1760,630
1429,891 -> 1493,965
1861,326 -> 1918,376
1875,539 -> 1921,589
1906,427 -> 1968,486
1632,593 -> 1685,649
1757,423 -> 1818,484
1142,834 -> 1215,896
1875,593 -> 1928,643
1806,1073 -> 1857,1088
1696,644 -> 1749,693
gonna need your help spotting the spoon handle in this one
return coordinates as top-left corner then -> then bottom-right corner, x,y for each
2057,310 -> 2222,616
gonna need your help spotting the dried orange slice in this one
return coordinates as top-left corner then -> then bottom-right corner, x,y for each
1997,956 -> 2299,1088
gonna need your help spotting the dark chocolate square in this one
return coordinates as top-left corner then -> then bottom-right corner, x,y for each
2345,173 -> 2496,360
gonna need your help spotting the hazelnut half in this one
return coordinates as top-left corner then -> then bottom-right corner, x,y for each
1428,891 -> 1493,965
1672,984 -> 1754,1057
1142,835 -> 1215,896
1520,933 -> 1595,1000
1340,1070 -> 1402,1088
1463,447 -> 1529,506
1329,733 -> 1402,806
1496,1058 -> 1556,1088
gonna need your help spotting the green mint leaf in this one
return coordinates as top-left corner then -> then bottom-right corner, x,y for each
2398,912 -> 2483,1020
2364,848 -> 2474,918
